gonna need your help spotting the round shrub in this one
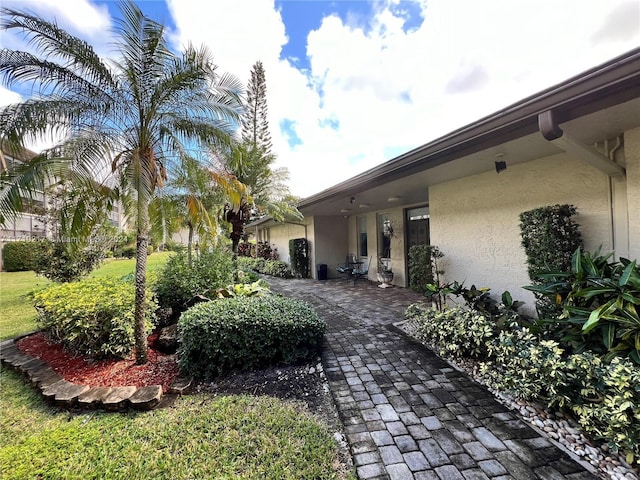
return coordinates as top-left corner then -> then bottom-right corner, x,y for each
178,295 -> 326,378
33,240 -> 104,283
154,249 -> 234,313
2,240 -> 47,272
32,277 -> 156,359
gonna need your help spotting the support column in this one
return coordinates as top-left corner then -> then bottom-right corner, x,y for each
625,127 -> 640,261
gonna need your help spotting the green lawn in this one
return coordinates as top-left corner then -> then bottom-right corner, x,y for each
0,251 -> 351,479
0,369 -> 347,479
0,252 -> 172,340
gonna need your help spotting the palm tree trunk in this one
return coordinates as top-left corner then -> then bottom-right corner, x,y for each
134,197 -> 150,364
187,223 -> 194,267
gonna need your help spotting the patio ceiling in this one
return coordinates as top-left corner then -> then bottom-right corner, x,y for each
299,48 -> 640,218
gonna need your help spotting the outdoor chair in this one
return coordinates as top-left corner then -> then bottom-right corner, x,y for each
352,256 -> 371,285
336,254 -> 356,280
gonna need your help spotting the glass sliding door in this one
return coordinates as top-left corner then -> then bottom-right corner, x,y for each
357,216 -> 368,258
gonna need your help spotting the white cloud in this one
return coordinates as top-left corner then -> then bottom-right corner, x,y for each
167,0 -> 640,197
3,0 -> 639,196
0,86 -> 22,107
1,0 -> 111,44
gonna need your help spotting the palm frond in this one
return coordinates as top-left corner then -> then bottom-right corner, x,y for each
1,8 -> 114,87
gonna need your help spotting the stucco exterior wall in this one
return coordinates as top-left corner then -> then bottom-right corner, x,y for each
625,127 -> 640,260
430,152 -> 612,310
266,222 -> 307,264
313,215 -> 349,279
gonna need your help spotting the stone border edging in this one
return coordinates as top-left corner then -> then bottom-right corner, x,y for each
0,334 -> 192,411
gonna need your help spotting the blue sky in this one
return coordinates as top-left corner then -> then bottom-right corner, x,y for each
1,0 -> 639,197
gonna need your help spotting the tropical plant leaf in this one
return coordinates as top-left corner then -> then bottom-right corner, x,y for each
602,323 -> 615,350
619,261 -> 636,286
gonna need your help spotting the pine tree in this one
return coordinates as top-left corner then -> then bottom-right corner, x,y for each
241,61 -> 272,155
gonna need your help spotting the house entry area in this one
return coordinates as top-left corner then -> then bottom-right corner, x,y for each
406,206 -> 430,285
406,206 -> 430,247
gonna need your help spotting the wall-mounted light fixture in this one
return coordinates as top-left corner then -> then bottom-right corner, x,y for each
495,153 -> 507,173
359,203 -> 370,208
349,196 -> 355,204
387,196 -> 402,202
340,208 -> 350,213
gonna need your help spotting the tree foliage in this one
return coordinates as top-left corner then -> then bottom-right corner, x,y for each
241,61 -> 272,155
0,1 -> 242,362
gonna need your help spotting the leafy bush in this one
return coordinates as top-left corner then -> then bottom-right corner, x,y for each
262,259 -> 293,278
519,204 -> 583,282
236,256 -> 292,278
236,256 -> 263,272
407,278 -> 640,464
525,248 -> 640,363
408,245 -> 437,293
568,356 -> 640,463
2,240 -> 47,272
237,242 -> 253,257
162,240 -> 185,253
215,280 -> 270,298
34,240 -> 104,282
154,249 -> 234,313
480,335 -> 640,463
116,245 -> 136,258
519,204 -> 583,316
289,238 -> 309,278
479,326 -> 566,402
32,277 -> 156,359
413,305 -> 497,359
256,241 -> 278,260
236,269 -> 260,283
178,295 -> 325,378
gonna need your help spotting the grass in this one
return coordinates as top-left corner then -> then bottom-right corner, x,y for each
0,369 -> 347,479
0,252 -> 172,340
0,250 -> 352,479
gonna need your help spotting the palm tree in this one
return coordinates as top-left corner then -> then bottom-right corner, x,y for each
0,1 -> 242,363
216,141 -> 302,253
151,155 -> 246,266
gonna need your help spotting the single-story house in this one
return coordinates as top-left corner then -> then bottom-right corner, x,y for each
248,47 -> 640,310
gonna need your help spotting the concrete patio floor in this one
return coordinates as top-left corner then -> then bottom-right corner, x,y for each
265,276 -> 598,480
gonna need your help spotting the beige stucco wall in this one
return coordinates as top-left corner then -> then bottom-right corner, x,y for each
265,222 -> 307,264
313,215 -> 349,279
625,127 -> 640,260
430,151 -> 613,311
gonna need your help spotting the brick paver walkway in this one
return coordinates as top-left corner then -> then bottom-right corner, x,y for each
266,277 -> 597,480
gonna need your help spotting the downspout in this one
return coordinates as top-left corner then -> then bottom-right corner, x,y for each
538,110 -> 625,176
539,110 -> 626,254
606,137 -> 624,258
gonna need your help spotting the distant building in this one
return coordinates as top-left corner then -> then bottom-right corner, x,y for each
0,144 -> 129,269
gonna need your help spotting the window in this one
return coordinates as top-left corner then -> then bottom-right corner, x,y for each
358,216 -> 368,257
378,213 -> 391,259
406,206 -> 430,247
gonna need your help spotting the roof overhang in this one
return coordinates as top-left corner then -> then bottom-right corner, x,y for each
299,48 -> 640,217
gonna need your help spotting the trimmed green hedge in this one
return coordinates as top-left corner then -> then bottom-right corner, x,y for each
178,295 -> 325,378
32,277 -> 156,359
236,256 -> 292,278
2,241 -> 46,272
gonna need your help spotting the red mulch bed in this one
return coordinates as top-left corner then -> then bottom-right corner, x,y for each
16,332 -> 179,393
